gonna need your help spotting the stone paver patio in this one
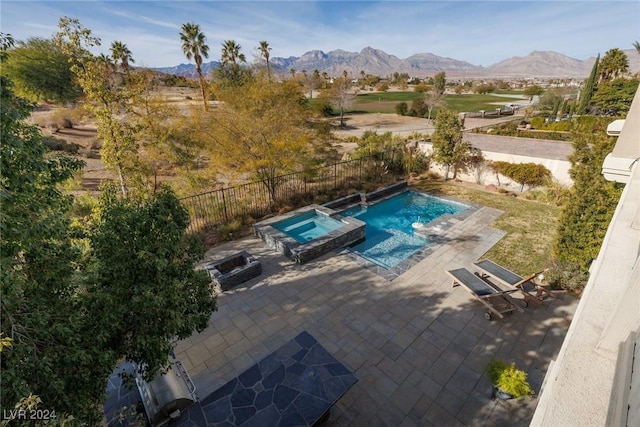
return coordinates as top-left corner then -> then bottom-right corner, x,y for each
174,206 -> 578,426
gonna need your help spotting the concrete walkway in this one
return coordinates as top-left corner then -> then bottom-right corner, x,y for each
174,206 -> 577,426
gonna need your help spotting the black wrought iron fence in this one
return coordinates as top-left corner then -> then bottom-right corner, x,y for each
180,150 -> 400,232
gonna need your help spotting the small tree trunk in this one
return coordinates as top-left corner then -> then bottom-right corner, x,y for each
116,166 -> 128,197
198,72 -> 208,112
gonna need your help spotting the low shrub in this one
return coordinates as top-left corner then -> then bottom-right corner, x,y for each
312,97 -> 333,117
424,171 -> 441,180
545,259 -> 589,292
49,107 -> 85,129
486,359 -> 534,398
42,135 -> 79,154
527,181 -> 570,207
215,218 -> 251,242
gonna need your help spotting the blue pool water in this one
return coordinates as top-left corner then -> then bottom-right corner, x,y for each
341,191 -> 466,269
273,210 -> 344,243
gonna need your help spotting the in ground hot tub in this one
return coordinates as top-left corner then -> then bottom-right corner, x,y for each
273,210 -> 344,243
254,205 -> 365,264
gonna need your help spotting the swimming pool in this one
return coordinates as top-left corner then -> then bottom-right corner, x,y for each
341,191 -> 467,269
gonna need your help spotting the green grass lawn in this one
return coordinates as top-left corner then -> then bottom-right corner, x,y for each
355,92 -> 425,103
443,94 -> 522,113
413,180 -> 560,275
494,89 -> 526,96
346,92 -> 528,114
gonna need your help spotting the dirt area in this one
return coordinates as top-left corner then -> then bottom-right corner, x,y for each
334,113 -> 433,136
32,87 -> 202,192
32,86 -> 523,193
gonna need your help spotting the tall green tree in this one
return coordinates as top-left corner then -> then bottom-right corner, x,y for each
430,108 -> 469,180
1,37 -> 81,103
578,54 -> 599,114
552,117 -> 623,288
179,22 -> 210,111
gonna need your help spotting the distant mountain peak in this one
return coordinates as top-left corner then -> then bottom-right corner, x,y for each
151,47 -> 640,79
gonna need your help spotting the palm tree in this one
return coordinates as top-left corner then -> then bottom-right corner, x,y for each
109,41 -> 134,74
634,41 -> 640,55
289,68 -> 296,78
258,40 -> 271,77
96,53 -> 115,70
220,40 -> 247,86
221,39 -> 246,67
179,22 -> 210,111
598,48 -> 629,82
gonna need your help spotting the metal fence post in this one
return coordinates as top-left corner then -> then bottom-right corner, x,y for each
221,188 -> 229,222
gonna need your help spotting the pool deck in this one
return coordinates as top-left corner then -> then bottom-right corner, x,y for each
174,206 -> 578,426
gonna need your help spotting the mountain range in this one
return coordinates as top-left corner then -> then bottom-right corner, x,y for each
154,47 -> 640,79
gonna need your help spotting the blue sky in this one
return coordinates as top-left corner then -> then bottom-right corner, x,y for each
2,1 -> 638,68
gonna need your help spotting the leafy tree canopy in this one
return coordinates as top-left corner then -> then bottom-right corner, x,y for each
85,185 -> 216,380
2,37 -> 81,103
430,108 -> 469,180
591,77 -> 639,116
537,90 -> 565,113
205,75 -> 331,202
523,85 -> 544,101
